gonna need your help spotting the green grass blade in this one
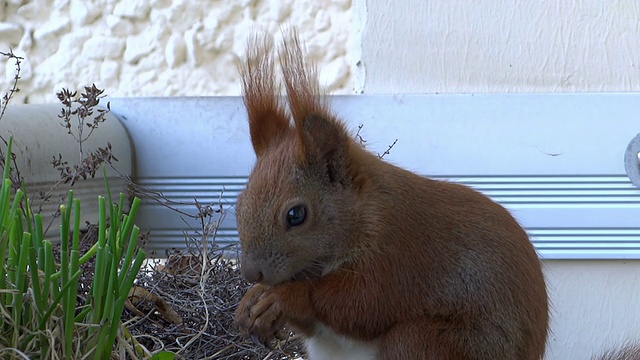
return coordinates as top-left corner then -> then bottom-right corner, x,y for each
72,198 -> 81,251
34,214 -> 45,271
64,249 -> 80,358
89,196 -> 107,327
118,225 -> 140,287
0,231 -> 8,298
21,183 -> 34,235
12,231 -> 30,348
107,250 -> 145,354
27,236 -> 43,316
109,203 -> 121,257
38,269 -> 82,330
7,215 -> 22,306
43,240 -> 58,303
60,192 -> 74,288
103,166 -> 113,214
2,136 -> 12,181
118,198 -> 144,289
78,242 -> 98,265
74,305 -> 91,323
0,179 -> 12,231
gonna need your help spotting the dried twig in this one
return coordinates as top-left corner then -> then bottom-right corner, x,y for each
354,123 -> 398,159
378,138 -> 398,159
0,50 -> 23,123
0,50 -> 25,190
355,124 -> 366,145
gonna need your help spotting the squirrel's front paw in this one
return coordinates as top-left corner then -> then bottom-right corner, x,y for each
235,284 -> 285,348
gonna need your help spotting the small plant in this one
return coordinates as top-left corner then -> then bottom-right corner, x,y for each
41,84 -> 119,234
54,85 -> 117,186
0,137 -> 147,359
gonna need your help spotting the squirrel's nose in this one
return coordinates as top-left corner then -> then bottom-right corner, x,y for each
240,260 -> 264,283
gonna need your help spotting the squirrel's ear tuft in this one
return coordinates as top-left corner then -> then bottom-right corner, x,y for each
240,33 -> 290,157
298,114 -> 350,184
276,29 -> 351,183
278,29 -> 328,132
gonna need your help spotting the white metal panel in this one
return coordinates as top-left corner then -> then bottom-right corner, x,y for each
108,94 -> 640,259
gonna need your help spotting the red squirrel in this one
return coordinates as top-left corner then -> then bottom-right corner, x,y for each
233,31 -> 631,360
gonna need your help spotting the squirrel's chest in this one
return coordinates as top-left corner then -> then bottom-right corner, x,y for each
305,323 -> 379,360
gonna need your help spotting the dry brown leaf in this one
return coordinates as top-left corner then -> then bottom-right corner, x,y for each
127,285 -> 183,324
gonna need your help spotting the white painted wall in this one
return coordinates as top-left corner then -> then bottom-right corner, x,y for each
358,0 -> 640,94
358,1 -> 640,359
545,260 -> 640,359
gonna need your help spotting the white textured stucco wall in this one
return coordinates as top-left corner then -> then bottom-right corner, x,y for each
1,0 -> 355,103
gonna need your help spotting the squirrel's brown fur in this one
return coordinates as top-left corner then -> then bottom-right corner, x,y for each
595,344 -> 640,360
234,30 -> 549,359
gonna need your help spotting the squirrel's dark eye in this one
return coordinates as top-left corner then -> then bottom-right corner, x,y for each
286,205 -> 307,228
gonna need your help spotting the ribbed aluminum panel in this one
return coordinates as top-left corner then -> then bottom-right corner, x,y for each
109,95 -> 640,259
132,176 -> 243,257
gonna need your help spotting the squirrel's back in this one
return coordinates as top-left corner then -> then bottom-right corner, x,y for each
342,148 -> 550,358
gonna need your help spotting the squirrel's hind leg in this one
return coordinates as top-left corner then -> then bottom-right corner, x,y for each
377,318 -> 529,360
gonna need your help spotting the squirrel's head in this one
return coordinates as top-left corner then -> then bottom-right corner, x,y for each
235,31 -> 360,286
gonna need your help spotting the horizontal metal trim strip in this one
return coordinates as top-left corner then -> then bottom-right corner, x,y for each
529,228 -> 640,234
446,176 -> 640,204
535,243 -> 640,249
145,228 -> 640,241
441,175 -> 632,183
23,177 -> 129,214
539,250 -> 640,260
139,229 -> 640,256
137,175 -> 634,184
134,175 -> 640,204
139,193 -> 640,203
133,175 -> 640,259
136,175 -> 636,185
534,237 -> 640,242
145,229 -> 239,236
